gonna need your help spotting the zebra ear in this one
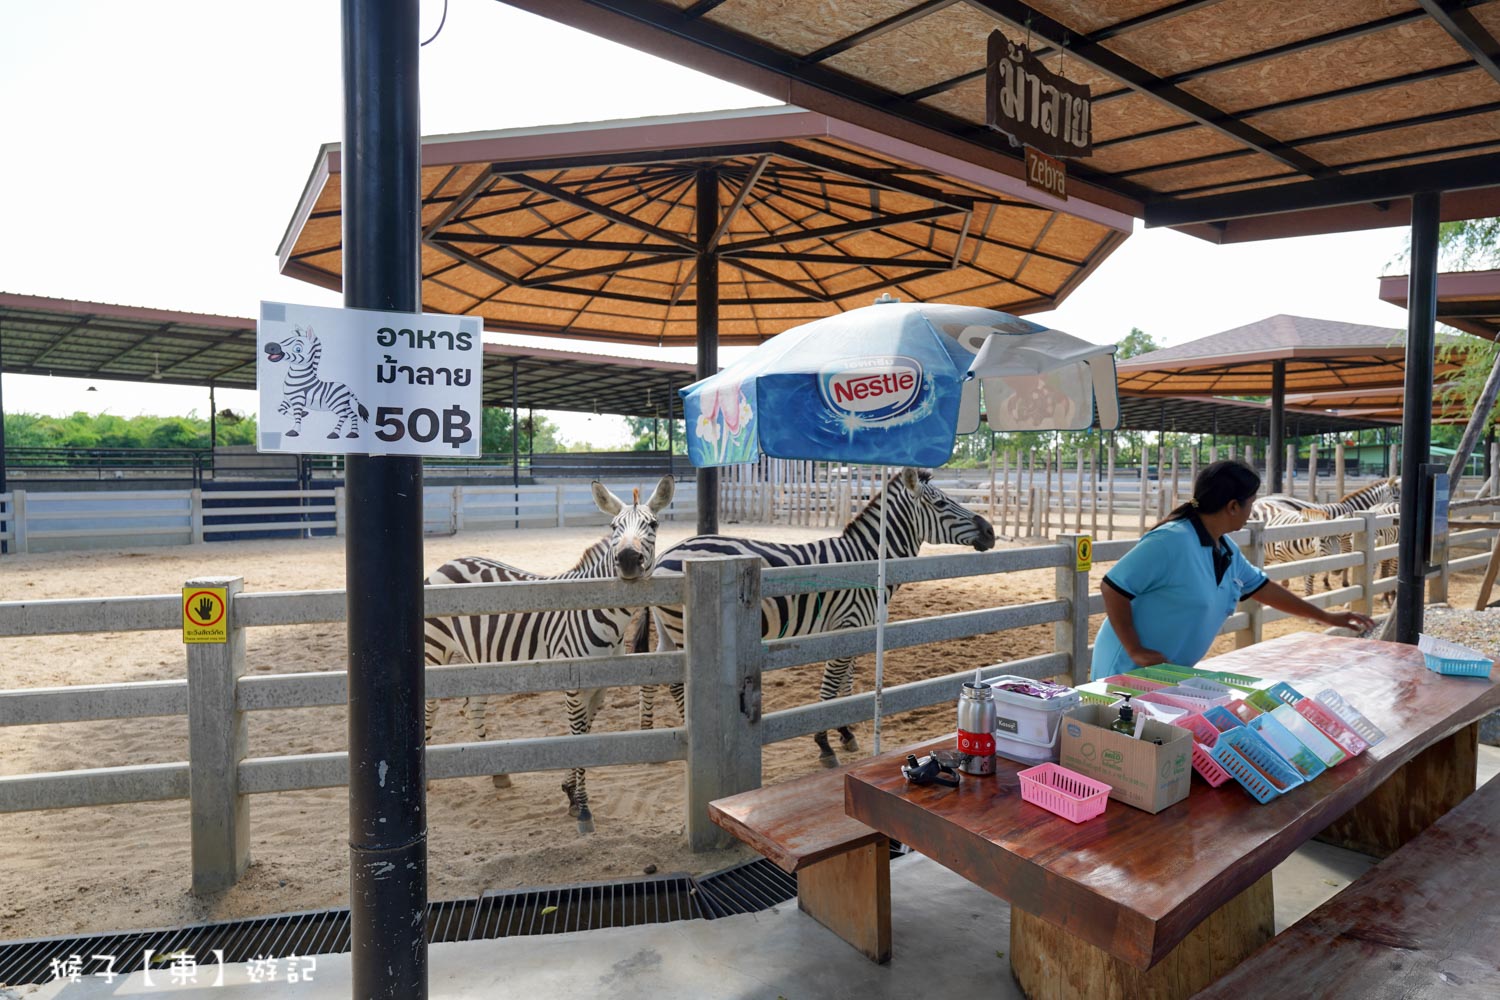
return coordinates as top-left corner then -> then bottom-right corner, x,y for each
645,475 -> 675,513
900,467 -> 921,493
591,481 -> 624,516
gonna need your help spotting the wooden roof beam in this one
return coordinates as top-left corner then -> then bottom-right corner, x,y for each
969,0 -> 1330,177
1419,0 -> 1500,88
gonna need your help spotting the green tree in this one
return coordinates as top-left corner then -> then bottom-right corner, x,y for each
624,415 -> 686,454
1438,217 -> 1500,269
1116,327 -> 1158,359
480,408 -> 564,455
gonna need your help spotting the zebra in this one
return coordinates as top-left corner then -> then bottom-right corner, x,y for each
1252,480 -> 1399,595
422,476 -> 675,834
262,326 -> 368,438
631,468 -> 996,767
1252,499 -> 1343,595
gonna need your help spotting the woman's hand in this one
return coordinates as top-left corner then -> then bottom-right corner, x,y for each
1128,645 -> 1169,667
1321,609 -> 1376,634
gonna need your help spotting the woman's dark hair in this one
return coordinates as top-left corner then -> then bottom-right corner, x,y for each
1157,459 -> 1260,528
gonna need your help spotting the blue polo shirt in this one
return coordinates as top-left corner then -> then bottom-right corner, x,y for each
1091,514 -> 1268,681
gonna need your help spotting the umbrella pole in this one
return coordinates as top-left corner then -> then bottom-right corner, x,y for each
874,466 -> 889,755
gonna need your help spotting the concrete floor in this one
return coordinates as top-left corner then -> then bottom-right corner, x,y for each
22,745 -> 1499,1000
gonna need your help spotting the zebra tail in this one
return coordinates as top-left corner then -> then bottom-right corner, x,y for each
357,401 -> 370,421
629,607 -> 652,654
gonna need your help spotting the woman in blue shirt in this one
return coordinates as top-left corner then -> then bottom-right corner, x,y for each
1092,460 -> 1374,680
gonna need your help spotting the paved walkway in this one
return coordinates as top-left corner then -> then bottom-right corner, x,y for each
22,746 -> 1499,1000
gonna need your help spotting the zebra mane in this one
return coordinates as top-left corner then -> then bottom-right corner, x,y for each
1336,477 -> 1395,504
561,536 -> 617,578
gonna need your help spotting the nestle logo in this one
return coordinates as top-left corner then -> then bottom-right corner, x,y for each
819,357 -> 923,420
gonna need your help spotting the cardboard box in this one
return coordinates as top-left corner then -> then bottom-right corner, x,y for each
1058,704 -> 1193,813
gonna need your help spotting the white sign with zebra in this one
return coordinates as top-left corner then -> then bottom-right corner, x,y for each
256,301 -> 483,456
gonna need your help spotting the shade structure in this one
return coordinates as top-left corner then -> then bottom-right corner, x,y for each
1113,315 -> 1469,398
512,1 -> 1500,242
277,107 -> 1130,347
1380,268 -> 1500,342
1114,394 -> 1393,437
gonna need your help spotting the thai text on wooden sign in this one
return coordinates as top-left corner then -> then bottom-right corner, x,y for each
985,32 -> 1092,159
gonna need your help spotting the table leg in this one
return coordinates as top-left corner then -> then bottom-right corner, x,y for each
796,836 -> 891,964
1010,874 -> 1273,1000
1317,722 -> 1479,858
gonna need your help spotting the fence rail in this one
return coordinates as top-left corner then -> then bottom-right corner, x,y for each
3,496 -> 1498,894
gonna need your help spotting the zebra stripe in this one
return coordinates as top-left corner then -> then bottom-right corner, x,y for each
633,468 -> 995,766
423,476 -> 674,833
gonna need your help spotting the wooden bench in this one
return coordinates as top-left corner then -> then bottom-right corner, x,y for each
708,745 -> 933,964
1194,774 -> 1500,999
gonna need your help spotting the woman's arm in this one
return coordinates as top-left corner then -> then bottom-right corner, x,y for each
1249,580 -> 1375,633
1101,582 -> 1169,667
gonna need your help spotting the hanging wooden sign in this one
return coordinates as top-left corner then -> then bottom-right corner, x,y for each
1025,146 -> 1067,200
985,31 -> 1093,159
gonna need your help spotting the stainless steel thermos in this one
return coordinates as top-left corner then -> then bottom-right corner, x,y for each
956,676 -> 997,775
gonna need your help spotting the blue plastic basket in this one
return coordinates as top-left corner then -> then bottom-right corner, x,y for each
1262,681 -> 1306,707
1211,726 -> 1305,804
1417,634 -> 1493,678
1202,705 -> 1244,734
1249,712 -> 1327,781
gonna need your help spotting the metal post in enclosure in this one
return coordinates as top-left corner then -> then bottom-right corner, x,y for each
511,362 -> 520,487
188,576 -> 247,893
1395,192 -> 1440,646
1268,360 -> 1285,493
683,555 -> 763,850
696,168 -> 720,535
340,2 -> 427,997
1055,535 -> 1092,685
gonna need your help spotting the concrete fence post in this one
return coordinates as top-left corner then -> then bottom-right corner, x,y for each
334,487 -> 346,537
187,575 -> 248,893
556,485 -> 567,527
190,488 -> 205,544
11,490 -> 28,554
1056,534 -> 1092,685
1356,510 -> 1379,616
1335,442 -> 1346,498
1237,521 -> 1265,648
1308,442 -> 1320,500
451,485 -> 464,534
683,555 -> 763,851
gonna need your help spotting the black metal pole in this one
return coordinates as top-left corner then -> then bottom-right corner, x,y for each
667,387 -> 677,481
511,362 -> 520,488
696,167 -> 720,535
1267,360 -> 1285,493
341,3 -> 427,997
209,384 -> 217,451
1396,192 -> 1440,645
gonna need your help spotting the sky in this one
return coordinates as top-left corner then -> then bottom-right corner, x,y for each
0,0 -> 1420,449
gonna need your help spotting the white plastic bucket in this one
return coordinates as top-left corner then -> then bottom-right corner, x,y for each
987,675 -> 1081,764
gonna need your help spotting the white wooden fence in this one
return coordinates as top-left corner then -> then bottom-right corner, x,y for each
2,503 -> 1496,894
0,481 -> 698,554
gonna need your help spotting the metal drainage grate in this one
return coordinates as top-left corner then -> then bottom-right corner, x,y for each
0,849 -> 909,986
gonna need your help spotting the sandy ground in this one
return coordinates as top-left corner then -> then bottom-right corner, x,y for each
0,516 -> 1491,941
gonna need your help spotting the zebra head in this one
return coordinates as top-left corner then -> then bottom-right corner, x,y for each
900,468 -> 996,551
590,475 -> 676,581
263,325 -> 317,368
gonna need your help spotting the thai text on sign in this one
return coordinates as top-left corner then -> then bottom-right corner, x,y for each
985,32 -> 1092,159
257,301 -> 483,457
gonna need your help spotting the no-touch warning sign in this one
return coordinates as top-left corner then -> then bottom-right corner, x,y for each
1075,536 -> 1093,573
183,587 -> 228,643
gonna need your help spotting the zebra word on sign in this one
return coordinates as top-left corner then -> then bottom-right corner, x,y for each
257,301 -> 483,457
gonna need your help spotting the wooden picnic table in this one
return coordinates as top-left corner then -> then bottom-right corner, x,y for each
844,634 -> 1499,1000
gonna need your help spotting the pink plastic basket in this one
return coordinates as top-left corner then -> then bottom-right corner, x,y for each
1018,763 -> 1111,823
1192,741 -> 1234,787
1103,674 -> 1171,692
1294,698 -> 1370,758
1174,714 -> 1233,786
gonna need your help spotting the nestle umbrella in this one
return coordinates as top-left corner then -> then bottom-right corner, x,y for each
680,297 -> 1118,752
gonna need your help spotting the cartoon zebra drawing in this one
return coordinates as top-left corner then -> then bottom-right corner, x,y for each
262,326 -> 368,438
422,476 -> 674,834
631,468 -> 995,767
